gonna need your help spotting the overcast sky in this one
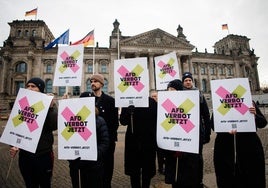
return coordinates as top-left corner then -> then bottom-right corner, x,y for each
1,0 -> 268,86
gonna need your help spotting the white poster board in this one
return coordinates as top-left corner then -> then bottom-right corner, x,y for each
53,44 -> 84,86
210,78 -> 255,132
0,88 -> 53,153
157,90 -> 200,153
154,51 -> 180,90
58,97 -> 97,160
114,57 -> 149,107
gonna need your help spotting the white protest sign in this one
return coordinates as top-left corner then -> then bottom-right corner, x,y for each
154,52 -> 180,90
114,57 -> 149,107
157,90 -> 200,153
53,44 -> 84,86
0,88 -> 53,153
211,78 -> 255,132
58,97 -> 97,160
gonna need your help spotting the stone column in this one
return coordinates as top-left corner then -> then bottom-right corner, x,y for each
149,54 -> 155,90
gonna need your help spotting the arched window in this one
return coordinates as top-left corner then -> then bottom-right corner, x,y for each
46,64 -> 52,73
201,67 -> 206,75
25,30 -> 29,37
202,79 -> 207,92
72,86 -> 80,96
16,62 -> 27,73
46,79 -> 53,93
86,79 -> 92,92
87,64 -> 93,73
103,79 -> 108,93
101,63 -> 107,73
17,30 -> 22,37
32,30 -> 36,37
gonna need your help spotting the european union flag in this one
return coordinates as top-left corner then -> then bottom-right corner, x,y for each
44,29 -> 69,50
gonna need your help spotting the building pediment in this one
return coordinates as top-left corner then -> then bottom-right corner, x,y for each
120,28 -> 195,50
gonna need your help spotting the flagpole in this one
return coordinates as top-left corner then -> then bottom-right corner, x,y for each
117,29 -> 120,59
93,46 -> 95,74
35,7 -> 38,20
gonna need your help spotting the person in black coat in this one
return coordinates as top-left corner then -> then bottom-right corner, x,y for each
9,77 -> 58,188
211,102 -> 267,188
182,72 -> 211,187
164,79 -> 204,188
69,107 -> 110,188
80,73 -> 119,188
120,97 -> 157,188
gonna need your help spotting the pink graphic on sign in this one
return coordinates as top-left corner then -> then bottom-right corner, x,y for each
61,107 -> 92,141
117,65 -> 144,92
18,97 -> 39,132
162,98 -> 195,133
216,86 -> 248,115
60,51 -> 80,73
157,60 -> 177,77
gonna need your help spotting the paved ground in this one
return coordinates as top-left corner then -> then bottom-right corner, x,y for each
0,114 -> 268,188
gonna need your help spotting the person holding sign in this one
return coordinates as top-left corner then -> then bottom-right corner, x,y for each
211,102 -> 267,188
182,72 -> 211,187
164,79 -> 204,188
80,73 -> 119,188
68,107 -> 110,188
9,77 -> 58,188
119,97 -> 157,188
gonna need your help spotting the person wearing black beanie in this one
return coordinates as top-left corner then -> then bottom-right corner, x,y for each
26,77 -> 45,93
9,77 -> 58,188
167,79 -> 183,91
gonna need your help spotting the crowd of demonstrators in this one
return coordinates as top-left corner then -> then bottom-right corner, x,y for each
211,102 -> 267,188
163,79 -> 206,188
182,72 -> 211,187
119,97 -> 157,188
9,77 -> 58,188
68,107 -> 110,188
150,90 -> 166,175
79,73 -> 119,188
6,73 -> 267,188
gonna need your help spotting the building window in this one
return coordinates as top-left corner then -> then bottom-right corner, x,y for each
86,79 -> 92,92
17,30 -> 22,37
46,79 -> 53,93
15,81 -> 24,94
16,62 -> 27,73
25,30 -> 29,37
210,66 -> 216,75
101,63 -> 107,73
201,67 -> 206,75
227,67 -> 233,76
87,64 -> 93,73
59,86 -> 66,96
46,64 -> 53,73
32,30 -> 36,37
219,67 -> 224,75
72,86 -> 80,96
202,79 -> 207,92
103,79 -> 108,93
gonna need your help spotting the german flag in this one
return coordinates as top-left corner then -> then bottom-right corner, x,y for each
72,30 -> 94,47
25,8 -> 38,16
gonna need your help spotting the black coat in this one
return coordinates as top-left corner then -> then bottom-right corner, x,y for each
119,98 -> 157,178
212,104 -> 267,188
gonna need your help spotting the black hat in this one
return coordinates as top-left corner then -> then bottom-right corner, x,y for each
167,79 -> 183,91
26,77 -> 45,93
182,72 -> 193,82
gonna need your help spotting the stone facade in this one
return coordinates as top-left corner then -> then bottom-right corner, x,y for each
0,19 -> 260,109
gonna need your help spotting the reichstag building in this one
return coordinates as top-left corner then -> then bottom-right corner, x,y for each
0,19 -> 261,109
